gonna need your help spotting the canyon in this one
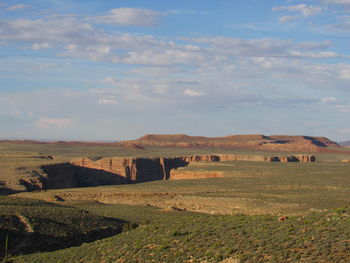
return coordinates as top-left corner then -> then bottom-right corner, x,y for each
1,133 -> 339,194
17,154 -> 316,191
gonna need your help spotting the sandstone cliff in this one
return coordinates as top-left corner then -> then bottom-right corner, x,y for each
15,154 -> 316,192
71,154 -> 316,183
71,156 -> 189,183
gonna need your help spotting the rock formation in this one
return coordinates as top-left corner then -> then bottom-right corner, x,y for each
70,156 -> 189,183
70,154 -> 316,184
12,154 -> 316,192
117,134 -> 339,152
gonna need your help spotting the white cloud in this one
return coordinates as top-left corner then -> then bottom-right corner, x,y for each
64,43 -> 114,61
183,89 -> 205,97
190,37 -> 340,60
31,43 -> 50,50
272,4 -> 322,17
192,37 -> 291,57
321,97 -> 338,103
273,4 -> 323,24
37,117 -> 72,129
322,0 -> 350,6
0,58 -> 69,73
295,41 -> 332,50
120,49 -> 206,65
335,105 -> 350,112
288,51 -> 345,59
167,9 -> 211,15
0,18 -> 93,43
340,69 -> 350,79
0,10 -> 349,104
279,15 -> 298,23
97,99 -> 117,105
0,15 -> 345,67
0,3 -> 349,141
99,77 -> 177,101
89,8 -> 161,26
0,17 -> 171,63
6,4 -> 32,11
329,16 -> 350,31
153,84 -> 171,94
130,66 -> 183,78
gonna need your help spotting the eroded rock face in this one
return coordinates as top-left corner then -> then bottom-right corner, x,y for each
42,163 -> 76,189
16,154 -> 316,192
71,154 -> 316,183
71,157 -> 189,183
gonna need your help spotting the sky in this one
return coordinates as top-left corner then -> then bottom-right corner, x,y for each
0,0 -> 350,141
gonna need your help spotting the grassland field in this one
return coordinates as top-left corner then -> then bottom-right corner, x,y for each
1,142 -> 350,262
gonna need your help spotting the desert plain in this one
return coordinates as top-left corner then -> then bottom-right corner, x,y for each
1,134 -> 350,262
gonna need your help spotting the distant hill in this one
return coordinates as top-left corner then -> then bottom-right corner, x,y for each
118,134 -> 340,153
339,141 -> 350,147
0,134 -> 341,153
0,139 -> 117,146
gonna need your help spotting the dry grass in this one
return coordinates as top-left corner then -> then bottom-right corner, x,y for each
13,160 -> 350,216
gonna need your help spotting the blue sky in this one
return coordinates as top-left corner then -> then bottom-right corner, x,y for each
0,0 -> 350,141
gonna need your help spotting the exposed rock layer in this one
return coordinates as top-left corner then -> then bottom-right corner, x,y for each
17,154 -> 316,192
70,154 -> 316,184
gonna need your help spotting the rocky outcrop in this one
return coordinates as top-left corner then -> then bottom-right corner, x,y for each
18,163 -> 76,191
71,157 -> 189,183
71,154 -> 316,183
278,155 -> 316,163
204,154 -> 316,162
42,163 -> 76,189
16,154 -> 316,192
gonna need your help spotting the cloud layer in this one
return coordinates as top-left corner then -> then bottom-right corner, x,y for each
0,2 -> 349,140
89,8 -> 162,26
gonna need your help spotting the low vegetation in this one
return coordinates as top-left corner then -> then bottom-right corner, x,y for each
9,203 -> 350,263
0,196 -> 128,259
1,141 -> 350,262
15,161 -> 350,215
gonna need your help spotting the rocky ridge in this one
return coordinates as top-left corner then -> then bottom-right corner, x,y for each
118,134 -> 339,152
0,134 -> 339,153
